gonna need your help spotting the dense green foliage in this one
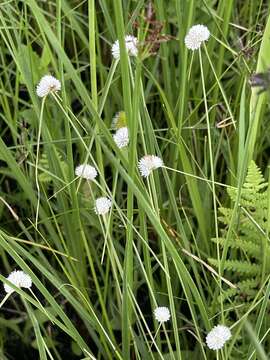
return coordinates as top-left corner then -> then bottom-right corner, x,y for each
209,161 -> 270,316
0,1 -> 270,359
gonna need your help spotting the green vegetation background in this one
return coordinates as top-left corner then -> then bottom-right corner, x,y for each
0,1 -> 270,359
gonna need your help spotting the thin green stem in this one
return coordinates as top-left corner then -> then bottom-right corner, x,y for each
35,96 -> 46,228
199,48 -> 224,322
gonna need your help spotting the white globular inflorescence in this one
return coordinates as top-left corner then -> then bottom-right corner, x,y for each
138,155 -> 163,177
75,164 -> 97,181
154,306 -> 171,323
206,325 -> 232,351
95,197 -> 112,215
184,24 -> 210,51
112,35 -> 138,60
36,75 -> 61,98
4,270 -> 32,294
113,127 -> 129,148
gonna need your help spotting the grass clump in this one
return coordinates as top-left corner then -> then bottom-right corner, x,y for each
0,1 -> 269,359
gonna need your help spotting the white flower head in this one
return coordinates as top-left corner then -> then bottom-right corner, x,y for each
184,24 -> 210,50
138,155 -> 163,177
154,307 -> 170,323
112,35 -> 138,60
4,270 -> 32,294
206,325 -> 232,351
75,164 -> 97,181
111,111 -> 127,130
113,127 -> 129,148
95,197 -> 112,215
36,75 -> 61,97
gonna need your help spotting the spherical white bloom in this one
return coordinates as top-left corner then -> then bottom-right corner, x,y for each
184,24 -> 210,50
95,197 -> 112,215
125,35 -> 138,56
138,155 -> 163,177
206,325 -> 232,350
154,307 -> 170,323
4,270 -> 32,294
113,127 -> 129,148
111,111 -> 126,130
75,164 -> 97,181
112,35 -> 138,60
36,75 -> 61,97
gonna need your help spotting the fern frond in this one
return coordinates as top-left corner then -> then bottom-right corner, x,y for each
227,161 -> 267,203
244,161 -> 267,190
208,258 -> 260,275
211,161 -> 269,311
219,278 -> 259,302
212,237 -> 262,259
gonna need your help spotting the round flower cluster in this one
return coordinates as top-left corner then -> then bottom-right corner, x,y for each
4,270 -> 32,294
113,127 -> 129,149
138,155 -> 163,177
154,306 -> 171,323
184,24 -> 210,50
36,75 -> 61,98
206,325 -> 232,350
111,111 -> 129,149
75,164 -> 97,181
111,35 -> 138,60
95,197 -> 112,215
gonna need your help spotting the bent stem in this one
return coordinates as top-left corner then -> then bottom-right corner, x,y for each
30,288 -> 52,322
149,323 -> 162,350
164,166 -> 235,189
